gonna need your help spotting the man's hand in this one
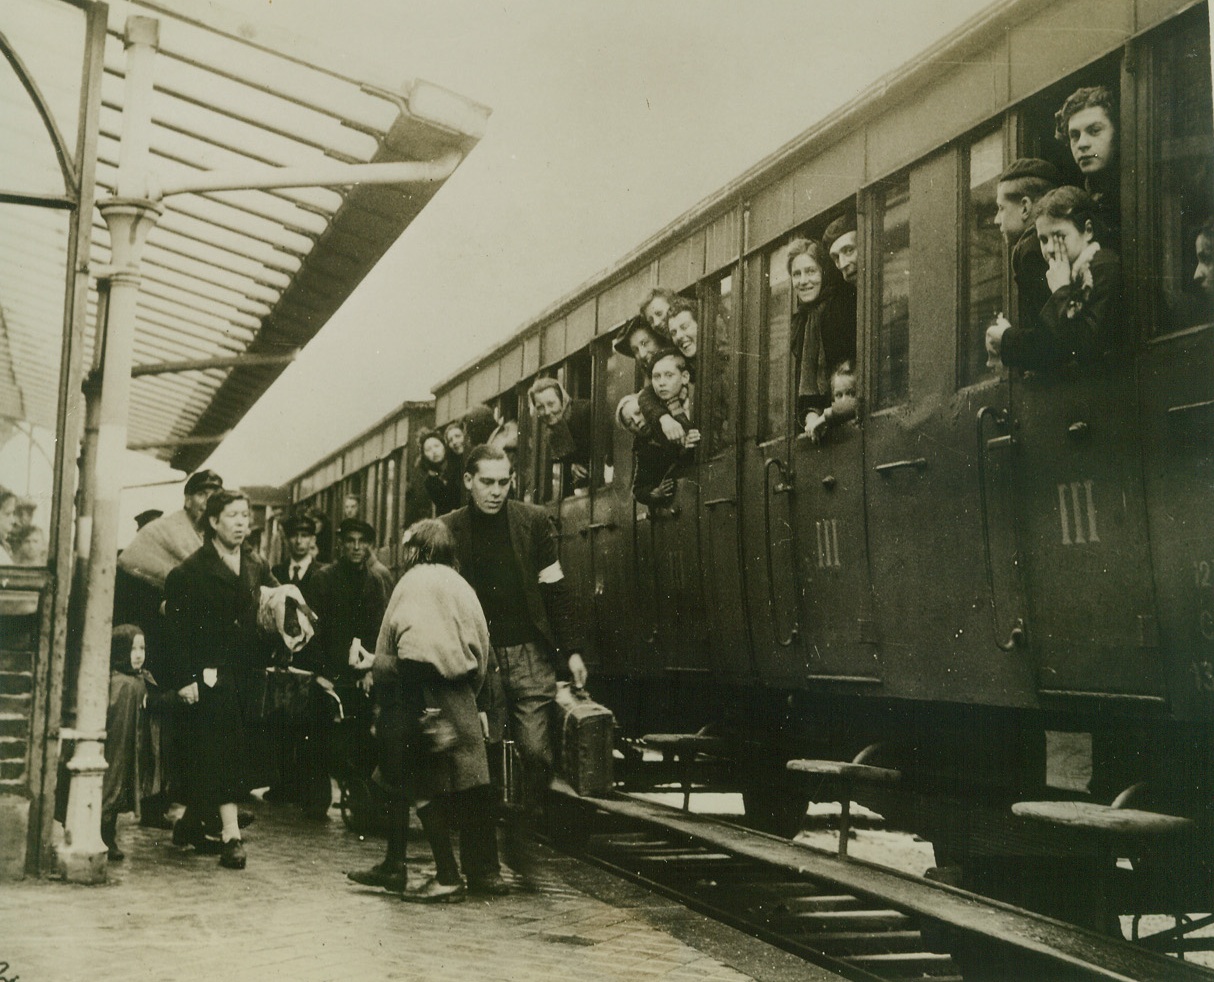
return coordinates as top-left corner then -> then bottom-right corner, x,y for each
804,411 -> 827,443
358,673 -> 374,695
682,428 -> 701,449
653,477 -> 676,500
571,462 -> 589,483
178,681 -> 199,705
348,639 -> 374,671
659,414 -> 685,443
568,652 -> 588,689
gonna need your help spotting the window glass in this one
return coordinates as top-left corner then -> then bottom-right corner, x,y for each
763,242 -> 792,437
876,178 -> 911,409
705,272 -> 735,455
1152,10 -> 1214,333
0,203 -> 68,567
961,130 -> 1006,386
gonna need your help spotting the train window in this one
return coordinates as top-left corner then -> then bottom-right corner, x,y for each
535,351 -> 593,502
591,338 -> 615,489
704,270 -> 736,455
960,129 -> 1006,387
761,240 -> 793,438
875,176 -> 911,409
1148,9 -> 1214,334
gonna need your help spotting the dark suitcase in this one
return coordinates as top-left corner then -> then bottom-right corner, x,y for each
554,682 -> 615,796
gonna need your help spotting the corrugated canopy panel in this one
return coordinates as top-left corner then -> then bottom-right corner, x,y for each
80,0 -> 489,472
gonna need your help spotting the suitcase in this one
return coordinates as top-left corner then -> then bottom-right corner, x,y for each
554,682 -> 615,796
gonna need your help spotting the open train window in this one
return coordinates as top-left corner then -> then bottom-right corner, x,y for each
1146,7 -> 1214,334
534,350 -> 593,502
702,269 -> 736,456
874,176 -> 911,409
959,127 -> 1007,388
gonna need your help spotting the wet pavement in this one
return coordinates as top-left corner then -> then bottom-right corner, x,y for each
0,795 -> 831,982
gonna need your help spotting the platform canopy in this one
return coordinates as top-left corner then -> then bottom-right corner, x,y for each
0,0 -> 488,475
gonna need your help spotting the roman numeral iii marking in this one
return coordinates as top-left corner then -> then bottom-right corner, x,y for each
816,518 -> 842,569
1057,480 -> 1100,546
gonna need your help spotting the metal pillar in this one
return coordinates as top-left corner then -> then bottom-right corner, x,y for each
59,16 -> 162,885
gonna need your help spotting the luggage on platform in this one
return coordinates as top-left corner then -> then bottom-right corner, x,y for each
554,682 -> 614,797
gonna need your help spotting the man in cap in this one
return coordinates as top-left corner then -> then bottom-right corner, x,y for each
134,509 -> 163,531
985,158 -> 1063,367
113,469 -> 224,827
304,517 -> 394,819
265,513 -> 327,806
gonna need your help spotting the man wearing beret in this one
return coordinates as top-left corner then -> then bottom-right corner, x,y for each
986,158 -> 1062,367
304,517 -> 394,818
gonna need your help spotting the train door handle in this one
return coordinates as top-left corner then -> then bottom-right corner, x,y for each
821,475 -> 836,490
998,617 -> 1026,651
1067,421 -> 1091,440
579,521 -> 617,536
874,457 -> 928,475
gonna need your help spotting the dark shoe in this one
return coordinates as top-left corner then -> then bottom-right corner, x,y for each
219,838 -> 247,870
347,860 -> 407,893
171,816 -> 200,849
466,872 -> 511,896
138,812 -> 173,830
196,835 -> 223,856
237,809 -> 255,829
400,876 -> 465,904
107,845 -> 125,862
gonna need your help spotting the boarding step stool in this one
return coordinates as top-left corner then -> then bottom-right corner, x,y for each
786,744 -> 902,858
1012,786 -> 1193,932
641,730 -> 730,811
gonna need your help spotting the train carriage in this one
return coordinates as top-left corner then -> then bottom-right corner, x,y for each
418,0 -> 1214,940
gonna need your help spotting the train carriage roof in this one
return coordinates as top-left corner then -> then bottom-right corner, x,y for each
0,0 -> 489,475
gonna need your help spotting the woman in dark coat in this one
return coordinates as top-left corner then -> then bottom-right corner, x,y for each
788,236 -> 856,440
348,518 -> 503,902
163,489 -> 277,870
418,430 -> 461,516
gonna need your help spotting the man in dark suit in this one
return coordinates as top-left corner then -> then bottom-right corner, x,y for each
266,514 -> 326,807
441,445 -> 587,881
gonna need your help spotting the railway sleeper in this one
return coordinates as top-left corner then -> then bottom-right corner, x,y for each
842,950 -> 959,977
810,929 -> 932,956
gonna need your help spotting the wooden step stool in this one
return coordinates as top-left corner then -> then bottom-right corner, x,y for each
786,744 -> 902,857
641,732 -> 730,811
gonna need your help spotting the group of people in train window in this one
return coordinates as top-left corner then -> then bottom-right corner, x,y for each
421,83 -> 1214,518
417,406 -> 518,518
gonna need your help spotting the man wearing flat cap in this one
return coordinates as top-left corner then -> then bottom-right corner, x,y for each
303,517 -> 394,818
112,468 -> 225,827
986,158 -> 1063,368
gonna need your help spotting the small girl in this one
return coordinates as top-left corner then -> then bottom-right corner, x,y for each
101,624 -> 159,861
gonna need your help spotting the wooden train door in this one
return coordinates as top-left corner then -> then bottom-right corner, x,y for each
1010,365 -> 1161,698
589,341 -> 637,673
740,244 -> 807,684
697,268 -> 753,680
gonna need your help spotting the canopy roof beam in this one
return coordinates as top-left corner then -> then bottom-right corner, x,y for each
131,351 -> 297,377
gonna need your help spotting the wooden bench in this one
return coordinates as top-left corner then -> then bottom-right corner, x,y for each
786,744 -> 902,858
641,732 -> 730,811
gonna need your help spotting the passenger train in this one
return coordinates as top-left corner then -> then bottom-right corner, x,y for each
290,0 -> 1213,941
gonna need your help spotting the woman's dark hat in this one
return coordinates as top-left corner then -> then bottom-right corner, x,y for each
282,514 -> 317,536
613,315 -> 664,358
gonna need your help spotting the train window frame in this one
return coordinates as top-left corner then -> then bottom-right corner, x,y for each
872,173 -> 912,412
590,335 -> 616,491
758,239 -> 794,442
700,265 -> 738,459
1138,7 -> 1214,340
957,124 -> 1009,391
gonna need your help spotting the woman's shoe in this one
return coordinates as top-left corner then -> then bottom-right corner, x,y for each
400,876 -> 465,904
347,860 -> 407,892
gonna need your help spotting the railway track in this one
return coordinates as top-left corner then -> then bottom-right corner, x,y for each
547,785 -> 1214,982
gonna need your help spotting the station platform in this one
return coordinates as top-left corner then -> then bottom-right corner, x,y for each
0,796 -> 835,982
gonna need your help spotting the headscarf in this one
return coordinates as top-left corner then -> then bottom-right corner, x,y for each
110,624 -> 144,675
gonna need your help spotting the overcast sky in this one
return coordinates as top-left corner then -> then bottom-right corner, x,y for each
126,0 -> 987,519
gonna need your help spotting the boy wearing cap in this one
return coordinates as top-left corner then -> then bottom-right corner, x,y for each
304,517 -> 394,818
986,158 -> 1062,365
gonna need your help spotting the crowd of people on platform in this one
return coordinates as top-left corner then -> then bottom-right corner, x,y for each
99,440 -> 585,903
